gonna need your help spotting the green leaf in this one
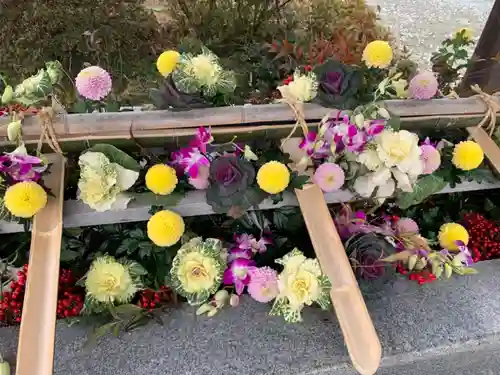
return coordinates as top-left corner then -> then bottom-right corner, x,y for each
289,174 -> 310,190
386,114 -> 401,130
461,267 -> 479,275
87,144 -> 140,172
396,174 -> 448,209
60,249 -> 79,262
128,262 -> 148,276
71,98 -> 88,113
114,304 -> 143,315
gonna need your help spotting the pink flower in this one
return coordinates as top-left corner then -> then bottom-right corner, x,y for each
228,247 -> 253,262
188,165 -> 210,189
178,147 -> 210,178
408,71 -> 438,100
395,217 -> 419,234
313,163 -> 345,192
223,258 -> 256,295
189,127 -> 213,153
420,145 -> 441,174
247,267 -> 279,303
233,233 -> 272,254
0,148 -> 47,182
75,66 -> 112,101
366,120 -> 385,137
299,131 -> 318,156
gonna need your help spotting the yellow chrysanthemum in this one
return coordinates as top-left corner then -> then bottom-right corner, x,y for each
4,181 -> 47,218
156,50 -> 180,77
362,40 -> 393,69
455,27 -> 473,41
145,164 -> 178,195
257,161 -> 290,194
438,223 -> 469,251
147,210 -> 185,247
85,256 -> 138,304
452,141 -> 484,171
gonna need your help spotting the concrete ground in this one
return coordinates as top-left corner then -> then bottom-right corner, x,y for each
368,0 -> 494,67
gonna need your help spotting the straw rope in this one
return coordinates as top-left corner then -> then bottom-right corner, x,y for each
469,84 -> 500,137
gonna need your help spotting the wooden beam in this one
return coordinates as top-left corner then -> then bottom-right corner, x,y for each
467,126 -> 500,173
15,154 -> 65,375
0,98 -> 498,148
295,184 -> 381,375
459,0 -> 500,95
1,178 -> 498,234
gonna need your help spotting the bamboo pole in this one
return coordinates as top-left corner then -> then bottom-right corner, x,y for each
15,154 -> 65,375
467,126 -> 500,174
295,184 -> 381,375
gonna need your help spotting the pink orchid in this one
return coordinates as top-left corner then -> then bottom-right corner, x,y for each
345,131 -> 367,153
223,258 -> 256,295
177,147 -> 210,178
228,246 -> 253,262
366,120 -> 385,137
299,131 -> 318,156
189,127 -> 213,153
0,148 -> 47,182
234,233 -> 272,254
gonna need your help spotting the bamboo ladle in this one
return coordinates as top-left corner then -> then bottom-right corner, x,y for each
295,184 -> 382,375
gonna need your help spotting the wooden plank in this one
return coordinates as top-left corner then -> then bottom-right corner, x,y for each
295,184 -> 381,375
467,127 -> 500,174
459,0 -> 500,96
16,154 -> 65,375
0,98 -> 498,147
1,179 -> 498,234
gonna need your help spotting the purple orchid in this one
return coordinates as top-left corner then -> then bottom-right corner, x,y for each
345,131 -> 367,153
421,137 -> 438,148
455,240 -> 473,266
299,131 -> 318,156
177,147 -> 210,178
234,233 -> 272,254
189,127 -> 213,154
0,147 -> 47,182
228,247 -> 253,262
223,258 -> 256,295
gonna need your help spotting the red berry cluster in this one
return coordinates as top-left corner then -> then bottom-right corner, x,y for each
283,75 -> 293,85
0,264 -> 85,326
462,213 -> 500,262
0,264 -> 28,324
0,104 -> 39,117
137,286 -> 172,312
56,269 -> 85,319
396,263 -> 437,285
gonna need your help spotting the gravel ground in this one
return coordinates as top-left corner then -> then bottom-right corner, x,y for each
368,0 -> 494,67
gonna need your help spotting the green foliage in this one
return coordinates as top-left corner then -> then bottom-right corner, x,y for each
0,0 -> 165,105
431,29 -> 475,95
395,174 -> 448,209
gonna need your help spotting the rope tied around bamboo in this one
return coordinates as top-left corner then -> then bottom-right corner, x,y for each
470,84 -> 500,137
36,106 -> 64,156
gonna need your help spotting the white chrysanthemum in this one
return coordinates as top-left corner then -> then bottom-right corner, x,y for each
77,151 -> 139,212
375,130 -> 423,174
85,256 -> 139,304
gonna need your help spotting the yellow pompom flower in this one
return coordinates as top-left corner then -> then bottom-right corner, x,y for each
85,255 -> 139,304
147,210 -> 185,247
257,161 -> 290,194
362,40 -> 393,69
438,223 -> 469,251
4,181 -> 47,218
452,141 -> 484,171
145,164 -> 178,195
156,50 -> 180,77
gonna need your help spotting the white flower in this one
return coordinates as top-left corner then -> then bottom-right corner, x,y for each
278,70 -> 318,103
77,152 -> 139,212
375,178 -> 395,202
353,175 -> 376,198
375,130 -> 422,174
391,168 -> 413,192
357,149 -> 383,171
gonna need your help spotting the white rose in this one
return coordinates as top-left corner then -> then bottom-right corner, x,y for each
375,177 -> 396,204
353,175 -> 377,198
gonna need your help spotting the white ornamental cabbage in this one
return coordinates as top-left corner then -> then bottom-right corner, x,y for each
77,151 -> 139,212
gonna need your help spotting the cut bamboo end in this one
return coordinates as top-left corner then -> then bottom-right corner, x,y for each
16,154 -> 66,375
467,127 -> 500,174
295,184 -> 381,375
